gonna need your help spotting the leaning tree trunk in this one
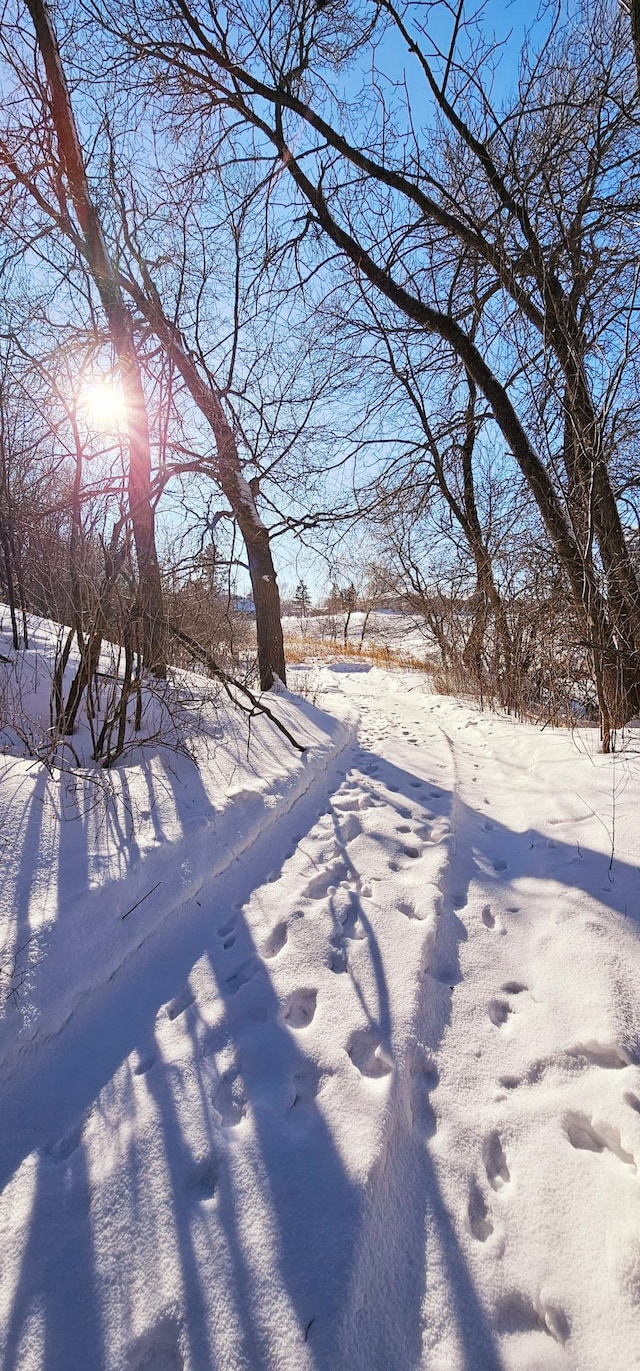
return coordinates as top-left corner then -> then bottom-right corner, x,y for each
120,278 -> 286,690
25,0 -> 166,676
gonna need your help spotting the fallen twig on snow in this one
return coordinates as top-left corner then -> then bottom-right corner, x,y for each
167,623 -> 306,754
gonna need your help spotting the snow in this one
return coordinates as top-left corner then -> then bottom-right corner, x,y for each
1,621 -> 640,1370
282,610 -> 437,659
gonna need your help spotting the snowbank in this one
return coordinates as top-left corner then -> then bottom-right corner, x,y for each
0,613 -> 355,1079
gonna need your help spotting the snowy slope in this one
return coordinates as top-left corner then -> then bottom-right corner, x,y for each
1,653 -> 640,1371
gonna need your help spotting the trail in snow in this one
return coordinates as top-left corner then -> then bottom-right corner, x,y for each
1,664 -> 639,1371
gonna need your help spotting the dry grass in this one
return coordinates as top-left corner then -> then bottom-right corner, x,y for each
284,633 -> 432,673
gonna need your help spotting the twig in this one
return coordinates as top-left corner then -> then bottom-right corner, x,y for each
167,622 -> 307,754
121,881 -> 162,920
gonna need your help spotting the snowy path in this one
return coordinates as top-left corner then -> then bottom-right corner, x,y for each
1,666 -> 640,1371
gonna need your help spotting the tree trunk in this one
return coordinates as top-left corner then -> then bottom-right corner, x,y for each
25,0 -> 166,676
119,279 -> 286,690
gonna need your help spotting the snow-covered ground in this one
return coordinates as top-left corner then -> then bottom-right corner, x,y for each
1,633 -> 640,1370
282,610 -> 437,660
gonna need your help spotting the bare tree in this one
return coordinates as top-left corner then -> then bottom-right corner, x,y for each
112,0 -> 640,742
8,0 -> 167,674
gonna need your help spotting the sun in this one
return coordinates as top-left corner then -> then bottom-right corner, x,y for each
79,380 -> 126,431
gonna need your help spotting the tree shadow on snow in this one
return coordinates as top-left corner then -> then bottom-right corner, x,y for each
1,733 -> 639,1370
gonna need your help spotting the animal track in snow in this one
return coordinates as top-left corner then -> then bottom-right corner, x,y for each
133,1336 -> 184,1371
397,898 -> 427,922
570,1041 -> 631,1070
283,988 -> 317,1029
484,1131 -> 510,1190
134,1053 -> 156,1076
224,958 -> 259,997
218,916 -> 236,938
482,905 -> 495,929
401,844 -> 422,859
332,887 -> 366,942
188,1158 -> 219,1201
222,934 -> 236,950
287,1062 -> 319,1115
409,1056 -> 439,1136
212,1067 -> 247,1126
304,864 -> 348,900
496,1292 -> 570,1345
168,985 -> 195,1020
329,946 -> 347,974
624,1090 -> 640,1114
263,922 -> 288,959
499,1040 -> 631,1092
339,812 -> 361,843
347,1029 -> 393,1079
488,998 -> 512,1027
45,1117 -> 87,1163
467,1180 -> 493,1241
502,981 -> 527,996
493,858 -> 508,873
565,1114 -> 636,1171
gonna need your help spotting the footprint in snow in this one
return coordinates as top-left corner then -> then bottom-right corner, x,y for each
329,946 -> 348,974
495,1292 -> 570,1345
624,1091 -> 640,1115
45,1116 -> 88,1164
564,1113 -> 636,1171
339,811 -> 361,843
218,916 -> 236,938
409,1056 -> 439,1136
482,905 -> 495,929
212,1067 -> 247,1127
287,1062 -> 319,1115
224,958 -> 259,997
397,898 -> 427,922
493,858 -> 508,873
187,1158 -> 219,1202
168,986 -> 195,1021
283,988 -> 317,1029
348,1029 -> 393,1079
484,1131 -> 510,1190
264,921 -> 288,959
134,1052 -> 156,1077
574,1041 -> 631,1070
467,1179 -> 493,1242
488,998 -> 512,1027
304,865 -> 348,900
133,1337 -> 184,1371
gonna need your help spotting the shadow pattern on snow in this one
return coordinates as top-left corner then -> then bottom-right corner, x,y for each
2,731 -> 638,1370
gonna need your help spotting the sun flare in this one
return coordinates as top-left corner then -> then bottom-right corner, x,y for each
79,380 -> 126,431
